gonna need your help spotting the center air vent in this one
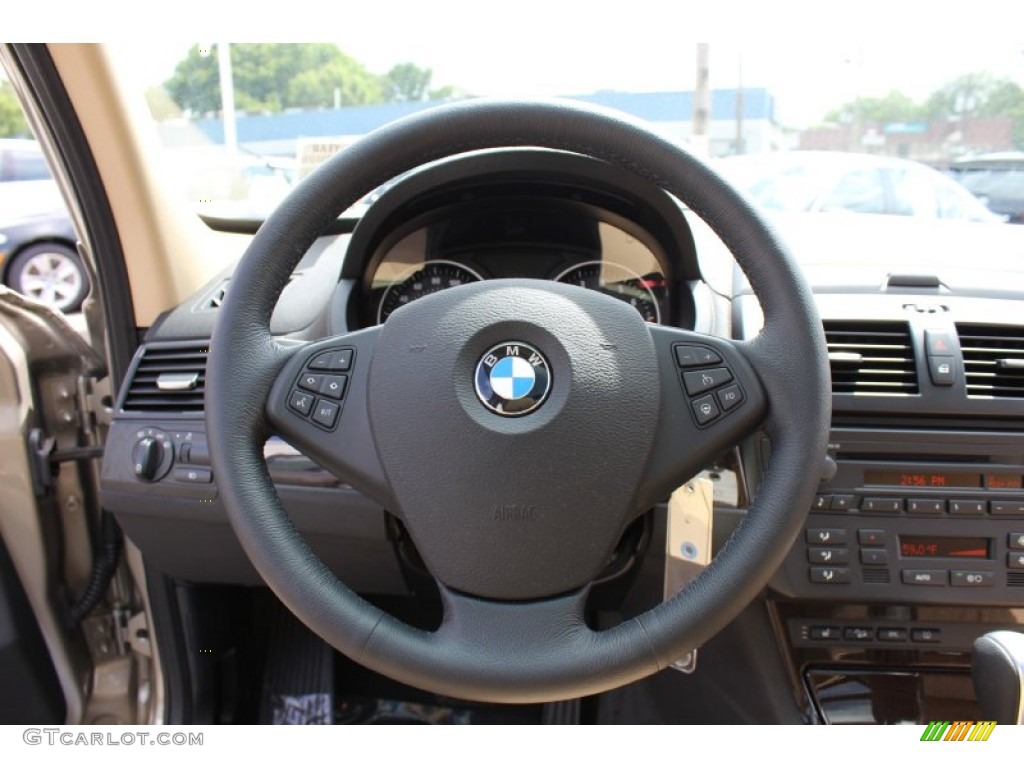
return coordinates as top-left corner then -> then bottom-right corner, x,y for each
823,320 -> 919,396
121,344 -> 209,413
956,324 -> 1024,399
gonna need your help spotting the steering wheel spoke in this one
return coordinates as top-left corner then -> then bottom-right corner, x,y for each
633,327 -> 767,511
265,327 -> 394,510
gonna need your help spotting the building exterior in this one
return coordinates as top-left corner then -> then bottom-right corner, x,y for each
157,88 -> 782,160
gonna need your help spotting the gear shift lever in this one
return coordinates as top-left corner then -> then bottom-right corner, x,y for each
972,631 -> 1024,724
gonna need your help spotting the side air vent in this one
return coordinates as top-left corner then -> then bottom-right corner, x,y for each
956,324 -> 1024,399
121,344 -> 209,413
207,280 -> 228,309
823,320 -> 919,396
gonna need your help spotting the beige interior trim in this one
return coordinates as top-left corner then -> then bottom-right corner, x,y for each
46,44 -> 240,327
0,315 -> 85,724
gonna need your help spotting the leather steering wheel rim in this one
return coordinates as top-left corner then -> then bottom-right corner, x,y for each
206,98 -> 830,704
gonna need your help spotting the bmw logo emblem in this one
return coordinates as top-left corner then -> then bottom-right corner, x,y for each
474,342 -> 551,416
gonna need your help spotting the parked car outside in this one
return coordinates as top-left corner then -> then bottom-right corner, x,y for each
0,139 -> 88,312
948,152 -> 1024,224
718,150 -> 1003,223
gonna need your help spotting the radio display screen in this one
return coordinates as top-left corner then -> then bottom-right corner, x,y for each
899,535 -> 991,559
864,471 -> 982,488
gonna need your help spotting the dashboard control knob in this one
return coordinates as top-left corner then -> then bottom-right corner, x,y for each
132,432 -> 172,481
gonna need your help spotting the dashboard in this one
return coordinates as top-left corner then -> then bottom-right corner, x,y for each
99,147 -> 1024,724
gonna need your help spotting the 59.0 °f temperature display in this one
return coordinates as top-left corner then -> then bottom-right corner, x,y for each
899,535 -> 991,559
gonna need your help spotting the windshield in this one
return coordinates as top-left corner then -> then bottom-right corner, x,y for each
89,30 -> 1024,229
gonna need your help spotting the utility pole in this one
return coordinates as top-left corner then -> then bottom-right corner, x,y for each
692,43 -> 710,157
217,43 -> 237,154
735,55 -> 745,155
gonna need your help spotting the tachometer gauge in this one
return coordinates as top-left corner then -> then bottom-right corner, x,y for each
554,260 -> 663,323
377,260 -> 484,323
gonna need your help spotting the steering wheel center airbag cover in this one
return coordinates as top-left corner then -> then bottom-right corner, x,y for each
368,279 -> 660,599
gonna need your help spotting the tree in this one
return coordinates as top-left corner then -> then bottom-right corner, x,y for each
162,44 -> 385,116
383,62 -> 433,102
825,90 -> 925,125
0,80 -> 30,137
925,72 -> 1024,146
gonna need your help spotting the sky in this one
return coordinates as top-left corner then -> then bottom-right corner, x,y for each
10,0 -> 1024,130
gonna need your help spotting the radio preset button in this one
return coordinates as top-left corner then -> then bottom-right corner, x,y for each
907,499 -> 946,515
806,528 -> 848,545
901,569 -> 948,586
949,500 -> 986,516
950,570 -> 993,587
861,497 -> 903,514
807,546 -> 849,565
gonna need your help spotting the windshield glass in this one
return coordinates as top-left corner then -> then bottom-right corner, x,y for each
41,23 -> 1024,234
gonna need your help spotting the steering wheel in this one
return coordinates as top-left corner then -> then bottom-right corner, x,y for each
206,99 -> 830,704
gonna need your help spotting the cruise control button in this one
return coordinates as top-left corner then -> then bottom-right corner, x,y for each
690,395 -> 720,425
298,372 -> 324,392
809,567 -> 850,584
807,546 -> 849,565
673,345 -> 721,368
716,384 -> 743,411
1009,533 -> 1024,551
911,628 -> 941,643
860,548 -> 888,565
308,349 -> 353,371
950,570 -> 993,587
806,528 -> 848,545
1008,552 -> 1024,570
901,569 -> 947,586
682,367 -> 733,396
289,389 -> 314,416
319,375 -> 348,400
878,628 -> 908,642
312,399 -> 340,429
949,500 -> 986,516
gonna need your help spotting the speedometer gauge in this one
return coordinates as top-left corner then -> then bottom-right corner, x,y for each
377,260 -> 484,323
554,260 -> 663,323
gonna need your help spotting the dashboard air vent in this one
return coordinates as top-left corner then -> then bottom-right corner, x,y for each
956,324 -> 1024,399
823,321 -> 919,396
121,344 -> 209,413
